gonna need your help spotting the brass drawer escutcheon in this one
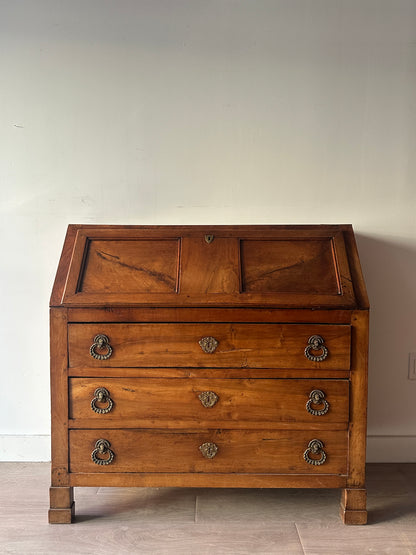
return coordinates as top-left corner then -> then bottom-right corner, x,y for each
198,336 -> 219,354
91,439 -> 115,466
91,387 -> 113,414
303,439 -> 327,466
90,334 -> 113,360
304,335 -> 328,362
199,442 -> 218,459
198,391 -> 219,408
306,389 -> 329,416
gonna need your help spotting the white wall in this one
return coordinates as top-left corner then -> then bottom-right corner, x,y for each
1,0 -> 415,461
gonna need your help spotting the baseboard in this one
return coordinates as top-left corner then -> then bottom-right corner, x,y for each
0,434 -> 415,463
366,435 -> 416,463
0,435 -> 51,461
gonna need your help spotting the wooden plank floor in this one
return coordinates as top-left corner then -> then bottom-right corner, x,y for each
0,463 -> 415,554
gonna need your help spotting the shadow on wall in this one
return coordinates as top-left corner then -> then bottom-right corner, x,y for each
355,233 -> 416,432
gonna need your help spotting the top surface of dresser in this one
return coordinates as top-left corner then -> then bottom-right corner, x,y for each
50,224 -> 368,309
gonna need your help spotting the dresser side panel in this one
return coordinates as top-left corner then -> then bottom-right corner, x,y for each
50,307 -> 69,486
347,310 -> 369,487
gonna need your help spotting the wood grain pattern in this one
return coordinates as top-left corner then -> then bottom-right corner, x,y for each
68,323 -> 351,369
50,225 -> 369,525
79,239 -> 180,294
241,237 -> 340,294
180,236 -> 240,294
49,307 -> 73,523
69,377 -> 349,428
56,225 -> 361,308
67,307 -> 353,324
69,429 -> 348,474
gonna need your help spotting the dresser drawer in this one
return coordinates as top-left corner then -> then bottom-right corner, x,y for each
69,429 -> 348,475
69,377 -> 349,428
68,323 -> 351,369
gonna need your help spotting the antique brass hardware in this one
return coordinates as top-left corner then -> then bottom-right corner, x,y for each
91,439 -> 114,466
199,442 -> 218,459
303,439 -> 327,466
204,234 -> 214,244
304,335 -> 328,362
306,389 -> 329,416
198,391 -> 219,408
90,334 -> 113,360
91,387 -> 114,414
199,336 -> 219,354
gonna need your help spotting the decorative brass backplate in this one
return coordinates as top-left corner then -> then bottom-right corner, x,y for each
204,234 -> 214,244
91,387 -> 114,414
304,335 -> 328,362
91,439 -> 115,466
199,336 -> 219,354
90,334 -> 113,360
199,442 -> 218,459
306,389 -> 329,416
303,439 -> 327,466
198,391 -> 219,408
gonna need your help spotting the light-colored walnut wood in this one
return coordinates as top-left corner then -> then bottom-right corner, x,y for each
55,225 -> 358,308
67,306 -> 353,323
79,238 -> 180,294
340,488 -> 367,524
69,429 -> 348,474
68,367 -> 351,380
70,472 -> 348,489
69,377 -> 349,428
50,224 -> 369,525
68,322 -> 351,369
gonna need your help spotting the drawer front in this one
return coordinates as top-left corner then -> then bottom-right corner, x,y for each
69,429 -> 348,474
69,378 -> 349,428
68,323 -> 351,369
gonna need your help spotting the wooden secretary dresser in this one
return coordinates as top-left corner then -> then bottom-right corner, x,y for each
49,224 -> 369,525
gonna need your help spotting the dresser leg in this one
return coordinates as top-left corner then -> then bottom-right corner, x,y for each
49,487 -> 75,524
340,488 -> 367,525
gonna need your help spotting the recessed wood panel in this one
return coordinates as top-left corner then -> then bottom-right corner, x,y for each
78,239 -> 179,294
69,429 -> 348,474
241,238 -> 340,294
68,323 -> 351,369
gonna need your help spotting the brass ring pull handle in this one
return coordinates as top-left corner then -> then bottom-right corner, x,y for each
199,336 -> 219,354
90,334 -> 113,360
306,389 -> 329,416
198,391 -> 219,408
304,335 -> 328,362
91,387 -> 114,414
199,442 -> 218,459
91,439 -> 114,466
303,439 -> 327,466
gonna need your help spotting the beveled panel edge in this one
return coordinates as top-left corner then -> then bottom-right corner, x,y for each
50,225 -> 80,306
51,224 -> 366,308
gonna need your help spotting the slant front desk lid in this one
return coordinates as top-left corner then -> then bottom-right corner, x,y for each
50,225 -> 368,309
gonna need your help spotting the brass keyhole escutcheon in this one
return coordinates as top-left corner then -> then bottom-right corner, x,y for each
199,336 -> 219,354
198,391 -> 219,408
199,442 -> 218,459
204,234 -> 214,244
